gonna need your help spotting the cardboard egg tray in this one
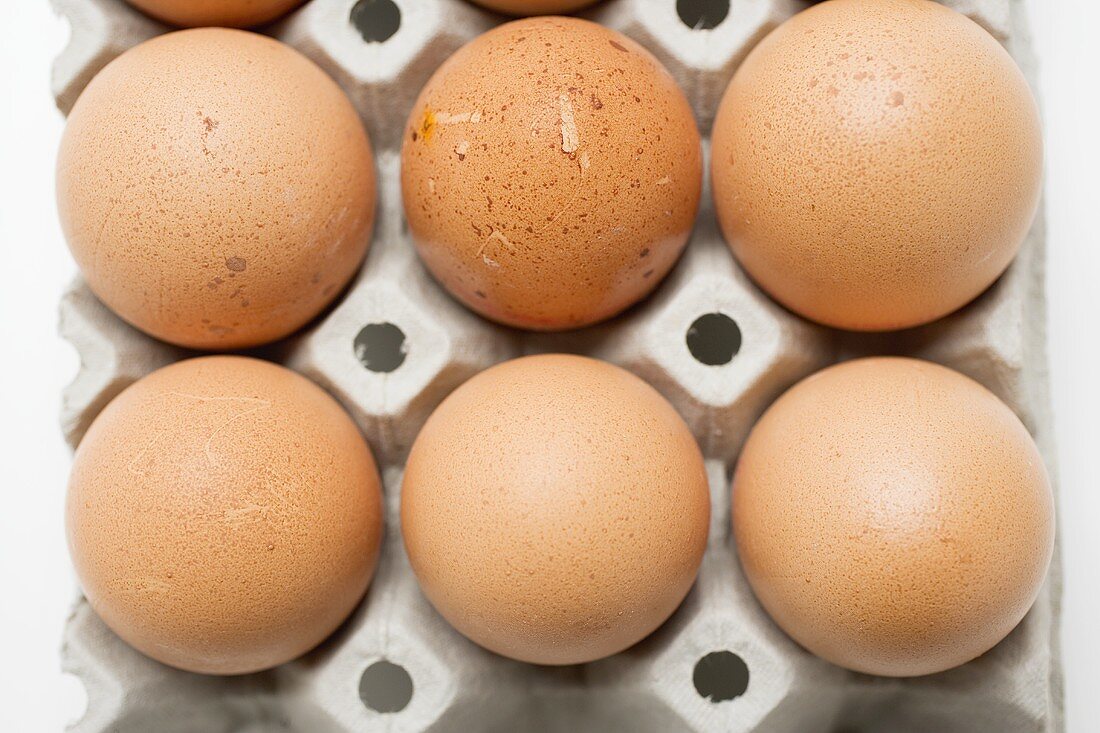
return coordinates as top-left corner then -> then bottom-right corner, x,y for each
51,0 -> 1062,731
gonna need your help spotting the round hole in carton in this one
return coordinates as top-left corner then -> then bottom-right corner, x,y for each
350,0 -> 401,44
693,650 -> 749,703
686,313 -> 741,365
359,660 -> 414,713
354,322 -> 408,372
676,0 -> 730,30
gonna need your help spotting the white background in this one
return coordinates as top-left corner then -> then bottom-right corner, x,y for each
1,1 -> 1096,730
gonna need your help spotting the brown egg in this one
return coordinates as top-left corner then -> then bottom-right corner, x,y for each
401,17 -> 702,331
66,356 -> 384,675
402,354 -> 710,664
57,29 -> 376,349
467,0 -> 599,16
732,357 -> 1054,676
711,0 -> 1042,331
125,0 -> 305,27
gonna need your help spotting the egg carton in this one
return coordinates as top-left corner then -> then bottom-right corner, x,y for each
51,0 -> 1061,731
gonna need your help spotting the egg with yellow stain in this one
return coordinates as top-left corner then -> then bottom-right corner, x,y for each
401,17 -> 702,331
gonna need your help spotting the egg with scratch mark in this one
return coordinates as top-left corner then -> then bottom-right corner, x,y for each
401,17 -> 702,331
66,356 -> 384,675
57,28 -> 376,349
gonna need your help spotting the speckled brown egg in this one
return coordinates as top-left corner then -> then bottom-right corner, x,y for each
57,28 -> 375,349
466,0 -> 599,16
711,0 -> 1042,331
401,17 -> 702,331
66,356 -> 384,675
732,357 -> 1054,676
401,354 -> 710,664
124,0 -> 305,27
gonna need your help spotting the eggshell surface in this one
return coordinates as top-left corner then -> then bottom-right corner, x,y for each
401,17 -> 702,331
57,28 -> 376,349
66,356 -> 384,675
711,0 -> 1042,331
732,357 -> 1054,676
124,0 -> 305,27
401,354 -> 710,664
467,0 -> 599,15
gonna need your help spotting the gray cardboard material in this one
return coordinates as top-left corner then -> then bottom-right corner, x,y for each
52,0 -> 1061,730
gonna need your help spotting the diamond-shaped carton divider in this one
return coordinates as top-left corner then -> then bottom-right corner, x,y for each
587,0 -> 800,131
63,599 -> 283,733
50,0 -> 164,115
272,0 -> 497,152
276,466 -> 537,733
59,280 -> 188,448
586,461 -> 848,733
285,152 -> 520,467
554,152 -> 835,464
